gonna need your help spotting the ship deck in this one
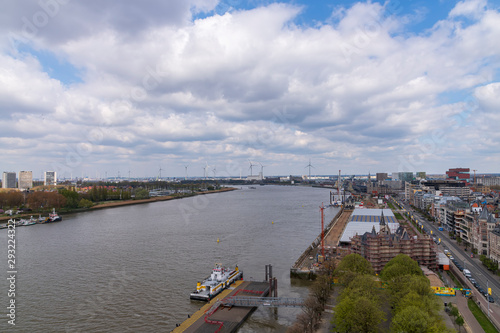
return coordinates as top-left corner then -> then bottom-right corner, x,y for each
173,280 -> 270,333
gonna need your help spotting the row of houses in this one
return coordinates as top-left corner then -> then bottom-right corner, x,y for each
405,180 -> 500,265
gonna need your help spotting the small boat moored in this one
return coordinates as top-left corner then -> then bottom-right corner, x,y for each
46,209 -> 62,223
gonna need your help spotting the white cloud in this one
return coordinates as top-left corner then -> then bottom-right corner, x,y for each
449,0 -> 487,19
475,82 -> 500,112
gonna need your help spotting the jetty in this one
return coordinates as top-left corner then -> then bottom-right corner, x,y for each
172,280 -> 270,333
172,264 -> 303,333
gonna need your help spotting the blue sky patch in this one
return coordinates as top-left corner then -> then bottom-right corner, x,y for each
17,45 -> 83,86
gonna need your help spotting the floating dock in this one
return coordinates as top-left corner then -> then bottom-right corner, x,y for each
173,280 -> 270,333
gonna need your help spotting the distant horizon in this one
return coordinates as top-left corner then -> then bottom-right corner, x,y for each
5,170 -> 500,182
1,1 -> 499,175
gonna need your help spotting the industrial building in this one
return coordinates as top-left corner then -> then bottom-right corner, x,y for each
338,209 -> 399,246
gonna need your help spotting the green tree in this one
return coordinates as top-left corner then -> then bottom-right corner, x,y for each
391,305 -> 430,333
59,188 -> 79,208
78,198 -> 94,208
380,254 -> 423,281
334,253 -> 374,285
334,295 -> 385,333
339,274 -> 381,302
134,189 -> 150,199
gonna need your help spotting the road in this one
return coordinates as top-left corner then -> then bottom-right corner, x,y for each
392,199 -> 500,303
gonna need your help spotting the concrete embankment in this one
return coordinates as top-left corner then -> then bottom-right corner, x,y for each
290,207 -> 353,280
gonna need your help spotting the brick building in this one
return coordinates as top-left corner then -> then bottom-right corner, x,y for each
350,212 -> 438,273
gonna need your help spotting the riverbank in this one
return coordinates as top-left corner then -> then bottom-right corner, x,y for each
0,187 -> 237,221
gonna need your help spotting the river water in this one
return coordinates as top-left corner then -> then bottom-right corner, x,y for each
0,185 -> 339,332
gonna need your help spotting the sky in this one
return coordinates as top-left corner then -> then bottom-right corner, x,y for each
1,0 -> 500,179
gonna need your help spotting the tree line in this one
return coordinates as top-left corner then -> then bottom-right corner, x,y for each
287,261 -> 336,333
288,253 -> 454,333
0,182 -> 215,212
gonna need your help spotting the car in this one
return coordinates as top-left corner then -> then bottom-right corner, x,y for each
487,296 -> 495,303
449,256 -> 455,260
477,287 -> 486,295
469,278 -> 478,287
456,265 -> 464,271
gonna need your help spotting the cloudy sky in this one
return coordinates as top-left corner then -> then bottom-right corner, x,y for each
1,0 -> 499,179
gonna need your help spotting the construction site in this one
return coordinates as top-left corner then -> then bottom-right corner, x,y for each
290,192 -> 438,278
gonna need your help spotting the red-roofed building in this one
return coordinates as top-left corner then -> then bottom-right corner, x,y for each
446,168 -> 470,185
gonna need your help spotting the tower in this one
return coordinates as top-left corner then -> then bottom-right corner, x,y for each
379,211 -> 390,235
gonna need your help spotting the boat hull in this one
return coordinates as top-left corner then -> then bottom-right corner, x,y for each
190,270 -> 243,301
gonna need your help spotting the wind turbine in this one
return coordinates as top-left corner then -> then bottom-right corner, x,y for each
157,165 -> 163,181
305,159 -> 314,179
248,160 -> 257,176
203,162 -> 209,180
259,162 -> 266,179
184,165 -> 189,180
212,166 -> 217,179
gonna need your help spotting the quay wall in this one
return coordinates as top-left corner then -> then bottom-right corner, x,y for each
290,207 -> 344,279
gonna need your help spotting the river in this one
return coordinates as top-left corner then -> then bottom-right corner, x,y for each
0,185 -> 339,332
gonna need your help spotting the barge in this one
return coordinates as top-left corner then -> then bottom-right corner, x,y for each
190,264 -> 243,301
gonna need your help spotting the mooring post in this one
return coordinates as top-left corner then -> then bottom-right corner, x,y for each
274,278 -> 278,297
265,264 -> 268,281
269,264 -> 273,280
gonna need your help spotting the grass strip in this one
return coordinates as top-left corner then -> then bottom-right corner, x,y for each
467,298 -> 499,333
448,272 -> 463,289
393,212 -> 403,220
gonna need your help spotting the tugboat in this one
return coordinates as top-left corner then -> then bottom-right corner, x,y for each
46,208 -> 62,223
190,264 -> 243,301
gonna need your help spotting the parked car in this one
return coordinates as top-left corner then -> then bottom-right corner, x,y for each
487,296 -> 495,303
469,278 -> 478,287
456,264 -> 464,271
478,287 -> 486,295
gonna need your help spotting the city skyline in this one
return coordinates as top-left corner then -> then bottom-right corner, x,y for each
1,0 -> 499,177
